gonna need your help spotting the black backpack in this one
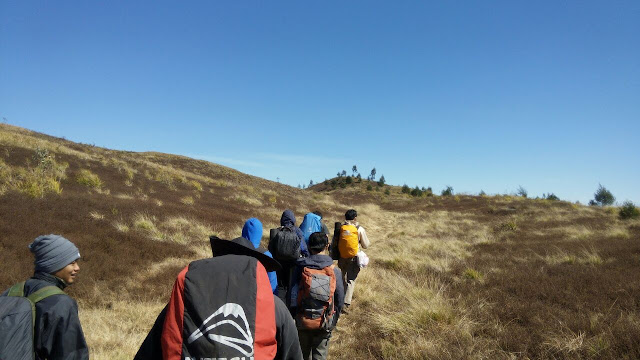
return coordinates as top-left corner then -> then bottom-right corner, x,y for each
268,226 -> 301,261
329,222 -> 341,260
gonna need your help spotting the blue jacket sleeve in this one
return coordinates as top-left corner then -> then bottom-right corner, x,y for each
268,270 -> 278,294
294,227 -> 309,257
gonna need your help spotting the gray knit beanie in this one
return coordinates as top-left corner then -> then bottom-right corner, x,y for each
29,234 -> 81,274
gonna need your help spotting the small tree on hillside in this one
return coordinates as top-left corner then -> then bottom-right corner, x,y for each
593,184 -> 615,206
441,186 -> 454,196
543,193 -> 560,201
345,176 -> 352,185
356,173 -> 362,182
309,180 -> 314,187
341,170 -> 347,177
368,168 -> 377,181
377,175 -> 386,187
402,184 -> 410,194
352,165 -> 358,176
516,186 -> 528,198
337,172 -> 341,178
619,201 -> 640,220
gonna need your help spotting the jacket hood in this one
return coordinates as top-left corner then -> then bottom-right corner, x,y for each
295,254 -> 334,269
242,218 -> 263,248
280,209 -> 297,227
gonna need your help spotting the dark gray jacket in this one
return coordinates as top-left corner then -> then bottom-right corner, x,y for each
2,272 -> 89,360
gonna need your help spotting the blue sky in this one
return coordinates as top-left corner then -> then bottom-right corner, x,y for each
1,1 -> 638,203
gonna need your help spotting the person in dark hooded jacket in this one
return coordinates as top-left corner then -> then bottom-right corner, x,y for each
242,217 -> 278,293
1,234 -> 89,360
273,209 -> 309,304
289,232 -> 344,360
280,209 -> 308,257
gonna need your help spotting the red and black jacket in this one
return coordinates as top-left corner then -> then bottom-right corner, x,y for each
135,255 -> 302,360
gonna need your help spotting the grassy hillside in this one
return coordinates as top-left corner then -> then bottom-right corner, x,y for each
1,123 -> 639,359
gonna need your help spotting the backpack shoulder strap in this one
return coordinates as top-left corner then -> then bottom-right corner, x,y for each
27,286 -> 65,304
7,281 -> 26,297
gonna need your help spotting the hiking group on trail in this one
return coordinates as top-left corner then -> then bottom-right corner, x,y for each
1,208 -> 371,360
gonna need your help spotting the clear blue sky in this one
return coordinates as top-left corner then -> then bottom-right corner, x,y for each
1,1 -> 638,204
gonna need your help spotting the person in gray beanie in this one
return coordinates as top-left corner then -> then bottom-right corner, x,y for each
1,234 -> 89,359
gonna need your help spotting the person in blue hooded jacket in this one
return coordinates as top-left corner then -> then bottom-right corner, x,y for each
242,217 -> 278,294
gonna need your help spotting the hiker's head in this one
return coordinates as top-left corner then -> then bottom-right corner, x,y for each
308,232 -> 329,255
280,209 -> 296,227
242,218 -> 263,249
345,209 -> 357,221
312,211 -> 323,219
29,234 -> 81,284
54,260 -> 80,285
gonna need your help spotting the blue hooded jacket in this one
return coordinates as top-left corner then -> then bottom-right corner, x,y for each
280,209 -> 309,257
242,218 -> 278,294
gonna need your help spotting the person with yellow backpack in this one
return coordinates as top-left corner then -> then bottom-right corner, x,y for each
337,209 -> 370,314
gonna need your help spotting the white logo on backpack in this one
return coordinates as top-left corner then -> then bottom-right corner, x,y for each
187,303 -> 254,358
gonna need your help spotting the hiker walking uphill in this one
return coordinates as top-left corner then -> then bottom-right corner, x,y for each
290,232 -> 344,360
243,217 -> 278,294
0,234 -> 89,360
299,211 -> 330,248
135,236 -> 303,360
337,209 -> 370,313
269,209 -> 309,305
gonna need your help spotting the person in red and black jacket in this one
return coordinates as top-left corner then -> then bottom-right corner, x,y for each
135,236 -> 303,360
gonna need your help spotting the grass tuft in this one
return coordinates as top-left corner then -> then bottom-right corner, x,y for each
76,169 -> 103,188
180,196 -> 194,205
89,211 -> 105,220
464,268 -> 483,280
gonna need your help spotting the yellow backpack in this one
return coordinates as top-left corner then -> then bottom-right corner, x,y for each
338,224 -> 359,258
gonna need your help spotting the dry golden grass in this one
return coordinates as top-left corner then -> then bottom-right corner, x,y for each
79,299 -> 165,360
541,246 -> 606,266
180,195 -> 195,205
76,169 -> 103,188
89,211 -> 105,220
224,193 -> 262,206
0,152 -> 67,198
